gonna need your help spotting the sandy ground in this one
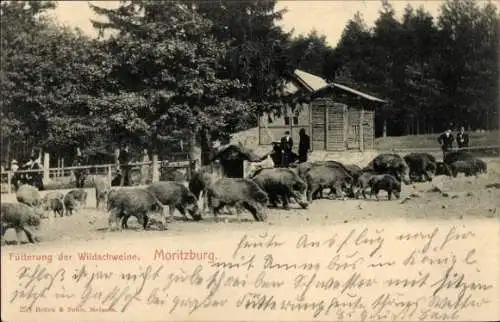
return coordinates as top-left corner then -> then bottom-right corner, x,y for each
1,158 -> 500,247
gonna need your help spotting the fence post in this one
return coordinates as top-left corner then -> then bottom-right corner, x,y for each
152,154 -> 159,183
114,148 -> 120,164
187,153 -> 192,180
107,165 -> 113,187
359,109 -> 365,152
43,153 -> 50,182
141,150 -> 149,185
243,160 -> 249,178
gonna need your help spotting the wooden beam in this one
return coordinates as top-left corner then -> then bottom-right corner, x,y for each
343,105 -> 348,150
359,108 -> 365,152
324,104 -> 329,150
43,153 -> 50,182
308,103 -> 313,152
258,115 -> 261,145
151,154 -> 159,183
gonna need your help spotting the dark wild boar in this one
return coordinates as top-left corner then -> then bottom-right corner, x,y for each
146,181 -> 201,221
403,153 -> 437,182
42,191 -> 65,218
305,165 -> 354,201
107,188 -> 167,231
16,185 -> 42,208
368,174 -> 402,200
364,153 -> 411,185
251,168 -> 309,210
207,178 -> 269,222
1,203 -> 42,244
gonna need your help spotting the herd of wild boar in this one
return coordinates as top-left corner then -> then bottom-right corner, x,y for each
1,185 -> 88,244
0,149 -> 488,245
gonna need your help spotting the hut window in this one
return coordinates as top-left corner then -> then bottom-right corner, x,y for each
267,115 -> 273,124
284,116 -> 290,125
293,116 -> 299,125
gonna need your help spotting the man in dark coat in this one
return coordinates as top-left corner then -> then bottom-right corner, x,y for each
438,128 -> 454,159
456,126 -> 469,149
298,128 -> 310,163
280,131 -> 293,167
118,144 -> 131,186
26,154 -> 44,190
73,153 -> 88,188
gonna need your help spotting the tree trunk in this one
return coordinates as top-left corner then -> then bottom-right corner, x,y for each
416,114 -> 420,135
421,113 -> 425,134
3,137 -> 11,165
150,134 -> 158,157
200,127 -> 212,167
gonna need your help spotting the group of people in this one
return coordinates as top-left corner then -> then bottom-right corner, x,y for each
1,126 -> 471,184
438,126 -> 470,158
3,154 -> 40,174
279,126 -> 471,166
276,128 -> 311,167
2,154 -> 44,190
114,144 -> 151,186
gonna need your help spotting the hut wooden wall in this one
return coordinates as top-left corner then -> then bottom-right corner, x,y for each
258,97 -> 376,151
310,101 -> 326,151
346,106 -> 375,151
363,110 -> 375,150
346,109 -> 361,150
327,102 -> 347,151
310,99 -> 348,151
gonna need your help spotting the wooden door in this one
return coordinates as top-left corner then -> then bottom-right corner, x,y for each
310,103 -> 326,150
346,109 -> 360,150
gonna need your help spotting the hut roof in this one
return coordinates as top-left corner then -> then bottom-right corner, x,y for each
293,69 -> 329,92
286,69 -> 387,104
315,83 -> 387,103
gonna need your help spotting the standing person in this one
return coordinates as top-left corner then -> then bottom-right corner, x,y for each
298,128 -> 310,163
23,156 -> 34,168
28,154 -> 40,170
119,144 -> 131,187
73,151 -> 88,189
280,131 -> 293,167
438,128 -> 454,159
10,160 -> 19,173
456,126 -> 469,149
27,154 -> 43,189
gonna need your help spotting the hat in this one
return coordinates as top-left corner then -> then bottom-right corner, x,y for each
11,160 -> 18,164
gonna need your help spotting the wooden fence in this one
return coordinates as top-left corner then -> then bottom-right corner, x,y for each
1,144 -> 498,194
387,145 -> 500,161
0,157 -> 192,194
389,144 -> 500,154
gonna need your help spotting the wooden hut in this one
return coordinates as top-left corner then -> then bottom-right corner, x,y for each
258,69 -> 387,151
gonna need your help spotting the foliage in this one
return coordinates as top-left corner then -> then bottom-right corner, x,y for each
194,0 -> 293,115
286,30 -> 333,78
328,0 -> 499,135
88,1 -> 256,155
1,1 -> 111,160
2,0 -> 498,164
